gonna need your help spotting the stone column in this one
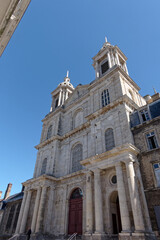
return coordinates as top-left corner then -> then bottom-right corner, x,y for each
125,161 -> 145,232
45,186 -> 55,232
136,165 -> 152,232
124,62 -> 129,75
116,162 -> 131,232
93,168 -> 104,233
15,190 -> 27,233
35,185 -> 47,232
95,61 -> 99,78
58,90 -> 62,106
31,187 -> 41,233
19,190 -> 32,234
115,50 -> 120,66
85,171 -> 93,233
107,51 -> 112,68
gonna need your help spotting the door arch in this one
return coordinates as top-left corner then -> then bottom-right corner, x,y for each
110,191 -> 122,234
68,188 -> 83,235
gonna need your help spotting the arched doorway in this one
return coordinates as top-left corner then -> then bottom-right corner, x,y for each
68,188 -> 83,235
110,191 -> 122,234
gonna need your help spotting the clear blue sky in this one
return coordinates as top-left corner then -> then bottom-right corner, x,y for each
0,0 -> 160,197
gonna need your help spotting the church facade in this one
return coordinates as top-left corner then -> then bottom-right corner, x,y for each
13,39 -> 157,240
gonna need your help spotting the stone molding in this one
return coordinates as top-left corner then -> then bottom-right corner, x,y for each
80,143 -> 140,168
0,0 -> 31,56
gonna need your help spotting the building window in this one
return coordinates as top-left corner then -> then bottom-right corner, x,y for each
41,158 -> 47,175
146,131 -> 158,150
105,128 -> 115,151
140,109 -> 150,122
154,206 -> 160,231
153,163 -> 160,187
6,205 -> 15,232
101,89 -> 110,107
47,125 -> 52,139
55,99 -> 59,108
101,61 -> 109,74
74,110 -> 83,128
111,175 -> 117,184
72,144 -> 83,173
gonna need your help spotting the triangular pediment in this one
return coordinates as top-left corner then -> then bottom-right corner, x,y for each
64,84 -> 89,108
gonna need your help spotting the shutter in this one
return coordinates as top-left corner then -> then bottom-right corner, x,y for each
130,111 -> 140,128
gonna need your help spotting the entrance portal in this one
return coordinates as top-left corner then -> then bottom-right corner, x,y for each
68,188 -> 83,235
110,191 -> 122,234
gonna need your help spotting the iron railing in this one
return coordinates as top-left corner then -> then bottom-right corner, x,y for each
67,232 -> 77,240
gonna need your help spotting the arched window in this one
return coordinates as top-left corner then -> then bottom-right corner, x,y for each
72,144 -> 83,172
41,158 -> 47,175
47,125 -> 52,139
74,110 -> 83,128
70,188 -> 83,199
105,128 -> 115,151
101,89 -> 110,107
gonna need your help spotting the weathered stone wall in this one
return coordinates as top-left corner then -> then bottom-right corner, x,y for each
132,117 -> 160,233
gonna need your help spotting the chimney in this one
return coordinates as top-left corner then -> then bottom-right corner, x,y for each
0,191 -> 2,199
4,183 -> 12,199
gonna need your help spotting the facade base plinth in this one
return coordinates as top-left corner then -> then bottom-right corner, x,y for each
92,233 -> 106,240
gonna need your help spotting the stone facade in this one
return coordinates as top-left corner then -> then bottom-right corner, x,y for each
131,95 -> 160,239
4,39 -> 158,240
0,0 -> 31,56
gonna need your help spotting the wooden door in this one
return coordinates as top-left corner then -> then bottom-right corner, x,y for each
68,198 -> 82,235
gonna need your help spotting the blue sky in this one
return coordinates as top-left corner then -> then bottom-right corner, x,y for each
0,0 -> 160,197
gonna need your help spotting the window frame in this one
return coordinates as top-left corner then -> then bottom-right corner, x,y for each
41,158 -> 47,175
101,89 -> 110,108
153,162 -> 160,188
46,125 -> 52,140
105,128 -> 115,151
139,107 -> 151,123
145,130 -> 159,151
100,58 -> 109,76
71,143 -> 83,173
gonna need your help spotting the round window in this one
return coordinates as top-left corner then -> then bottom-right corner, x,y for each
111,175 -> 117,184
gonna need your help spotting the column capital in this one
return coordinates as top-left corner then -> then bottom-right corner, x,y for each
115,161 -> 122,167
93,168 -> 101,175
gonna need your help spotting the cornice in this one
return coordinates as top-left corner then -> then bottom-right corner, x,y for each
22,169 -> 86,187
80,143 -> 140,167
35,121 -> 90,150
86,94 -> 138,121
131,116 -> 160,132
0,0 -> 31,56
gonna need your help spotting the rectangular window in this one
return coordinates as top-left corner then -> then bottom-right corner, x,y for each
154,206 -> 160,231
101,61 -> 109,74
140,109 -> 150,122
146,131 -> 158,150
153,163 -> 160,187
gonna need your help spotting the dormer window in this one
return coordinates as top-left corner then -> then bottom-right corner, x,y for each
101,61 -> 109,75
140,109 -> 150,122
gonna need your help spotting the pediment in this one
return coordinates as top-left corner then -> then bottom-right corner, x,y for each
65,84 -> 89,108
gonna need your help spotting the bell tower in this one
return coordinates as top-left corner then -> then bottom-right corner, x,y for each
50,71 -> 74,112
92,37 -> 129,79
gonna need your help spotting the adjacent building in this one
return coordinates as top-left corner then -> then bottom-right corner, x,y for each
130,94 -> 160,236
0,0 -> 31,56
